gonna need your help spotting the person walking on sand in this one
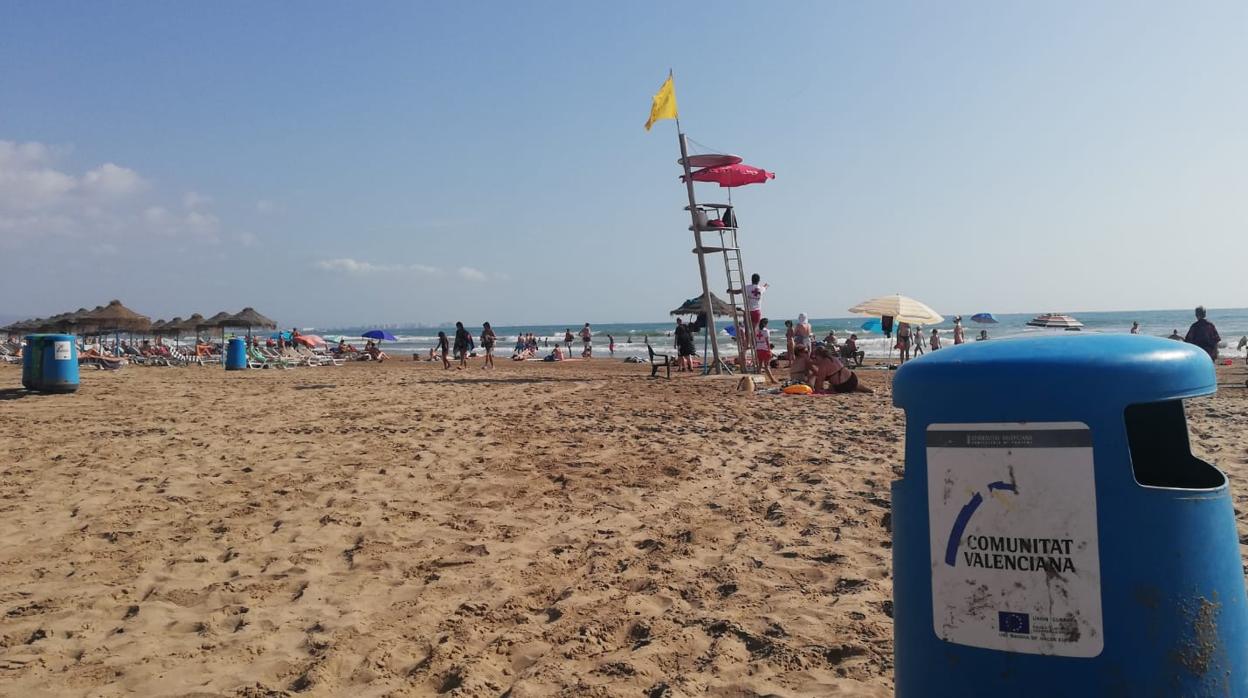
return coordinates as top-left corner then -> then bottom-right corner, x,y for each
607,334 -> 615,357
480,322 -> 496,370
1184,306 -> 1221,361
563,328 -> 574,353
912,325 -> 925,356
953,316 -> 965,345
580,323 -> 593,357
436,331 -> 451,369
754,317 -> 779,385
930,328 -> 942,351
896,321 -> 912,363
453,322 -> 472,369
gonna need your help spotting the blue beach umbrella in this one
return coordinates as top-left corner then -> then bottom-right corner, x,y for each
362,329 -> 398,341
860,318 -> 883,333
270,331 -> 292,341
971,313 -> 998,324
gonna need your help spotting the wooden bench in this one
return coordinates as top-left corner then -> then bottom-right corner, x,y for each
647,342 -> 672,378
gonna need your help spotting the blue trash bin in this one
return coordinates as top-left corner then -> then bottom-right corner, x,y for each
891,334 -> 1248,696
225,337 -> 248,370
21,334 -> 79,393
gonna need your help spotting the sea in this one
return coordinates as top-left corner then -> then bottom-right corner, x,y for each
317,308 -> 1248,361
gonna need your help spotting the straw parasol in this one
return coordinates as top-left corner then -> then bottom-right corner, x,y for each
226,307 -> 277,336
179,314 -> 207,342
81,300 -> 151,333
202,311 -> 235,344
669,292 -> 735,317
203,311 -> 234,329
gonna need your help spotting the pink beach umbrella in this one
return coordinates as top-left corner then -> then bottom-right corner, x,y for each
681,163 -> 775,188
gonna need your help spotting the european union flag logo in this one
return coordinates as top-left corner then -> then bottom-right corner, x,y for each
999,611 -> 1030,634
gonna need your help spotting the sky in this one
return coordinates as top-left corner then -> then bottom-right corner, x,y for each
1,2 -> 1245,329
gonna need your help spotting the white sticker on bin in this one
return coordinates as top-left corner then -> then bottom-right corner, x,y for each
926,421 -> 1103,657
54,341 -> 71,361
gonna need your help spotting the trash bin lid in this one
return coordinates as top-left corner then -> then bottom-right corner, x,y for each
894,334 -> 1215,411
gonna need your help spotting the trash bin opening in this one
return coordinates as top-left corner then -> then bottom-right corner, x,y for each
1125,400 -> 1224,490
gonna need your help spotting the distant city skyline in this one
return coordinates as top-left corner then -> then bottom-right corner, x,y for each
2,2 -> 1245,327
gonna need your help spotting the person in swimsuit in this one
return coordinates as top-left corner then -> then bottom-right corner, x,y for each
784,320 -> 795,366
580,323 -> 592,357
809,346 -> 873,394
789,344 -> 812,385
840,334 -> 864,367
953,317 -> 965,345
453,322 -> 471,368
480,322 -> 496,369
754,317 -> 779,385
608,334 -> 615,357
929,328 -> 942,351
794,313 -> 813,351
436,331 -> 451,369
896,322 -> 911,363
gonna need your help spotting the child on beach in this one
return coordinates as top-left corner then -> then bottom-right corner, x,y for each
754,317 -> 779,385
437,331 -> 451,369
480,322 -> 496,369
930,328 -> 941,351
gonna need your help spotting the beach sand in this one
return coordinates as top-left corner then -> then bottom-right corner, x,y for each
0,357 -> 1244,696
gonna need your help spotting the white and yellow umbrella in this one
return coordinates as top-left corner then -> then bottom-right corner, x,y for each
849,294 -> 944,325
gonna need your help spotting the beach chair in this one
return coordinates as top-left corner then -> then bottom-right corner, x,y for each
647,342 -> 672,379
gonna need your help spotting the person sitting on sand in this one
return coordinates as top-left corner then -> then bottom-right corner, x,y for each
789,344 -> 812,385
840,334 -> 865,367
365,342 -> 388,362
545,344 -> 565,362
809,346 -> 873,394
823,331 -> 839,351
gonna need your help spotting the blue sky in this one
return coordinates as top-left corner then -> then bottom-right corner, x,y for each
1,2 -> 1245,328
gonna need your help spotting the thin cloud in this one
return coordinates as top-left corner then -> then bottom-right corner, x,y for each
457,266 -> 487,282
315,258 -> 402,274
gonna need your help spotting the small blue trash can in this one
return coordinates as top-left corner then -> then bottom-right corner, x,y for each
891,334 -> 1248,696
21,334 -> 79,393
225,337 -> 248,370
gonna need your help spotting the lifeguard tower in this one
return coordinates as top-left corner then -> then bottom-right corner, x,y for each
674,144 -> 773,374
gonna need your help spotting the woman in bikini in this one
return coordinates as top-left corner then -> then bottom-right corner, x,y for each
809,346 -> 873,394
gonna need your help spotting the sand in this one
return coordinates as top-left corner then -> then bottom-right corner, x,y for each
0,357 -> 1244,697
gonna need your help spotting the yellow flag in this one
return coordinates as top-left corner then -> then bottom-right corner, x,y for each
644,74 -> 678,131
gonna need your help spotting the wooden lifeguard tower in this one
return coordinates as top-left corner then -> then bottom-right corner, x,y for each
675,140 -> 758,375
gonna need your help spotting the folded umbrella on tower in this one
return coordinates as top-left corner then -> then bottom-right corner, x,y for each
681,163 -> 775,188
